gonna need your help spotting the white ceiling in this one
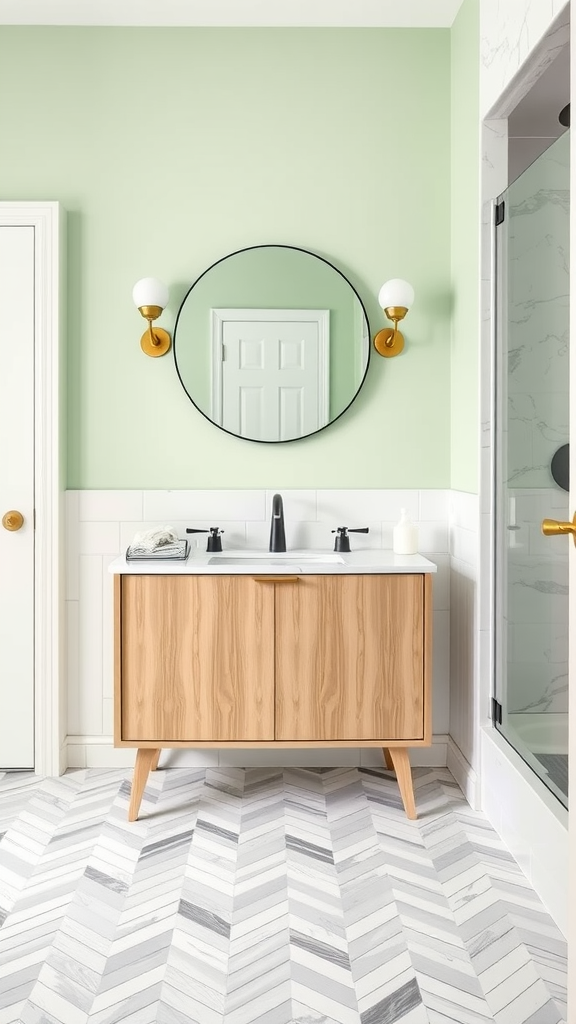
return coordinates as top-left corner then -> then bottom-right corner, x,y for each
0,0 -> 465,27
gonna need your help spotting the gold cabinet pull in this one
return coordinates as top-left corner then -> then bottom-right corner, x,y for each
2,510 -> 24,531
252,575 -> 301,582
541,514 -> 576,545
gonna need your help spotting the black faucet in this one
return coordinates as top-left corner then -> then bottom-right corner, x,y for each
269,493 -> 286,552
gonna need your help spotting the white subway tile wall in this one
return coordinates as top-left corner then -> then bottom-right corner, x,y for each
142,489 -> 266,522
66,489 -> 455,769
449,490 -> 480,778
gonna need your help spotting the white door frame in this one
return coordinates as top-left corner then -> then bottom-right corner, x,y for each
210,307 -> 330,427
0,202 -> 65,777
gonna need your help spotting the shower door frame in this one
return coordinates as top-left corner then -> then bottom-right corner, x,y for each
492,142 -> 570,807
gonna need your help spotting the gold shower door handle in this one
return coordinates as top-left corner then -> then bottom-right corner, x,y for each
541,514 -> 576,545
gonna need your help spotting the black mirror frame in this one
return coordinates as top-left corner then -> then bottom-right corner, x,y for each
173,243 -> 371,444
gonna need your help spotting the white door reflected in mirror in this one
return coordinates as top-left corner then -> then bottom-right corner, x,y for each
211,308 -> 329,442
173,245 -> 370,443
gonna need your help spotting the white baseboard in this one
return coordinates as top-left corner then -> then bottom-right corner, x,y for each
66,735 -> 450,771
413,736 -> 449,766
58,737 -> 68,777
447,736 -> 481,809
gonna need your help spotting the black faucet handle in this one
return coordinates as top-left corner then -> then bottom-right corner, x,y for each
332,526 -> 369,553
330,527 -> 370,534
332,526 -> 350,552
186,526 -> 224,553
207,527 -> 224,552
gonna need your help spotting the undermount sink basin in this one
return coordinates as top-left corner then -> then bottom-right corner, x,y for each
207,551 -> 345,566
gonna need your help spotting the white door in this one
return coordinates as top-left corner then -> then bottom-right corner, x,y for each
0,226 -> 35,768
211,309 -> 329,441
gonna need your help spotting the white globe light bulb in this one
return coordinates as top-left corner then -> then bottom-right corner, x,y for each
132,277 -> 169,310
378,278 -> 415,309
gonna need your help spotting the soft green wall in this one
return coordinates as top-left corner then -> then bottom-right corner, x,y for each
450,0 -> 480,494
0,28 -> 451,489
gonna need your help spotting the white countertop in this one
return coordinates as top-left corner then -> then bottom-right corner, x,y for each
108,549 -> 437,575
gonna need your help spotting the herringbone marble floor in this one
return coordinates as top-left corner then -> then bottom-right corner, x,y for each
0,766 -> 567,1024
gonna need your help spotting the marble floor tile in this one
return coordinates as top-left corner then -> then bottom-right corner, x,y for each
0,767 -> 567,1024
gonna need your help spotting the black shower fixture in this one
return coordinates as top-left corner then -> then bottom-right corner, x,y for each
558,102 -> 570,127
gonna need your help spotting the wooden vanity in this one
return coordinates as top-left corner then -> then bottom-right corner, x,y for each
111,554 -> 435,821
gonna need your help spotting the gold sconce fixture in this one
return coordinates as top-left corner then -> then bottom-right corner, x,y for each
373,278 -> 415,357
133,278 -> 171,357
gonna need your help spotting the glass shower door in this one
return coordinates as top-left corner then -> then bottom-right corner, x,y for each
494,131 -> 570,808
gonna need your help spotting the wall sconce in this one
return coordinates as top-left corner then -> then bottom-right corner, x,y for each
373,278 -> 415,357
133,277 -> 171,357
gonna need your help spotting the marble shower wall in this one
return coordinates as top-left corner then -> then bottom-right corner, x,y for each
480,1 -> 569,119
505,132 -> 569,489
506,488 -> 568,714
501,134 -> 569,714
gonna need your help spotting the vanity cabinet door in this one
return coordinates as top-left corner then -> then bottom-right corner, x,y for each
275,574 -> 425,741
120,575 -> 275,742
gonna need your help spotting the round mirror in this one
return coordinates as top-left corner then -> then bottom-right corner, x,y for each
173,245 -> 370,443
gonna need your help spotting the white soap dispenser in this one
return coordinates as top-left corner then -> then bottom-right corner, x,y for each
393,508 -> 418,555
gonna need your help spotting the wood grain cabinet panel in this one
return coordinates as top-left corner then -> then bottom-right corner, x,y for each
115,570 -> 432,821
275,574 -> 424,741
120,575 -> 275,742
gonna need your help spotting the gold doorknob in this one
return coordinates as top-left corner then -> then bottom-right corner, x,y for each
2,510 -> 24,531
541,514 -> 576,545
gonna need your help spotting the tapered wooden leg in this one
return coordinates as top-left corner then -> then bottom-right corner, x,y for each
150,749 -> 161,772
382,747 -> 394,771
128,749 -> 158,822
387,748 -> 417,820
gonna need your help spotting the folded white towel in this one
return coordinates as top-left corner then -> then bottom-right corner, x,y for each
130,526 -> 179,554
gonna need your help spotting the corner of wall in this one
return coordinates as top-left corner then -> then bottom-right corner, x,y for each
450,0 -> 481,497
